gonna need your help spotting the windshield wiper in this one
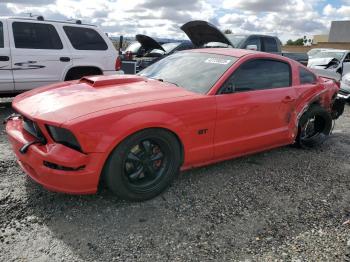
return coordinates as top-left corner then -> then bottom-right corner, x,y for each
154,78 -> 179,87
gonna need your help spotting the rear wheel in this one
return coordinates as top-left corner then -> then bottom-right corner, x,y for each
296,105 -> 332,148
64,67 -> 102,81
104,129 -> 181,201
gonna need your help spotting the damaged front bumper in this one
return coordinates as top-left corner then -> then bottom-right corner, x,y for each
5,117 -> 105,194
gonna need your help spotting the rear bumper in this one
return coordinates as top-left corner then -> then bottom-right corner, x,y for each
6,118 -> 105,194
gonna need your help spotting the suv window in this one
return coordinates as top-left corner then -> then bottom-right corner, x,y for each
221,59 -> 291,93
245,37 -> 260,50
12,22 -> 63,49
263,37 -> 278,52
63,26 -> 108,50
0,22 -> 3,48
299,67 -> 317,84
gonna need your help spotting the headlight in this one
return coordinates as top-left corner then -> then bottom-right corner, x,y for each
46,125 -> 82,152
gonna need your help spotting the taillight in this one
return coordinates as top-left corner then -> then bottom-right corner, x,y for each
115,56 -> 121,71
125,51 -> 133,60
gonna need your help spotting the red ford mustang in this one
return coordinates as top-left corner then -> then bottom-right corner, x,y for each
5,49 -> 344,201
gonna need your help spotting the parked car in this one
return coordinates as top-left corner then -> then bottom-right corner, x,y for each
0,16 -> 122,96
180,20 -> 309,65
136,40 -> 194,71
6,48 -> 344,201
122,35 -> 170,59
307,49 -> 350,75
121,34 -> 193,73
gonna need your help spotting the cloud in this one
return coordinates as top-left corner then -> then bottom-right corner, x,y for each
2,0 -> 56,4
1,0 -> 349,42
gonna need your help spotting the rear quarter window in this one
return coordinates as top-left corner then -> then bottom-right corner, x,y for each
263,37 -> 278,52
0,22 -> 3,48
63,26 -> 108,50
12,22 -> 63,49
299,67 -> 317,84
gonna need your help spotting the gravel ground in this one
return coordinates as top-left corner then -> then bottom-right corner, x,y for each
0,98 -> 350,261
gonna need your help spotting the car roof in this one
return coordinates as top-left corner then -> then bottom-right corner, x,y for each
320,49 -> 349,52
0,16 -> 96,27
186,48 -> 260,58
184,48 -> 298,65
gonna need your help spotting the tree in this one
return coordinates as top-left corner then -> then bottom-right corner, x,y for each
223,29 -> 232,34
286,38 -> 304,46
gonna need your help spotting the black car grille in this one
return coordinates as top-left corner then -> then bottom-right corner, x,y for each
22,117 -> 46,143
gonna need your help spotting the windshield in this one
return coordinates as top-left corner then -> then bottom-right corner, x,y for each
150,42 -> 181,55
125,42 -> 141,53
308,49 -> 323,57
226,35 -> 247,47
162,42 -> 181,52
313,51 -> 345,60
138,52 -> 237,94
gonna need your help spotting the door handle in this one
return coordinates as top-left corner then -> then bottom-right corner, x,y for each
282,96 -> 295,103
60,57 -> 71,62
0,56 -> 9,61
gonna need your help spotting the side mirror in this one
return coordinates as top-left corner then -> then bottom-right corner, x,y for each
246,45 -> 258,51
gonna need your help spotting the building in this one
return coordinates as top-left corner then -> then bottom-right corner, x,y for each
329,20 -> 350,42
312,34 -> 329,44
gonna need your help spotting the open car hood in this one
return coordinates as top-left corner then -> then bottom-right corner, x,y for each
311,68 -> 341,82
308,57 -> 335,67
181,20 -> 233,47
136,34 -> 165,52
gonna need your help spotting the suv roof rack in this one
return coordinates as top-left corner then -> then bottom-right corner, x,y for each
8,16 -> 96,27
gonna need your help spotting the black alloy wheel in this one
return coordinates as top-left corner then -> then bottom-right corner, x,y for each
124,139 -> 169,189
103,129 -> 181,201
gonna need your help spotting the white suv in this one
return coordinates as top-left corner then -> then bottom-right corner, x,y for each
0,16 -> 122,96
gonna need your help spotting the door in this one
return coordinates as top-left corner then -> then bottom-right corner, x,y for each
261,37 -> 279,53
214,58 -> 296,159
0,20 -> 14,93
342,53 -> 350,75
243,37 -> 261,51
8,20 -> 72,91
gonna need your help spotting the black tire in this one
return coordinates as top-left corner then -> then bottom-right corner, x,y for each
64,67 -> 102,81
296,105 -> 332,148
103,129 -> 181,201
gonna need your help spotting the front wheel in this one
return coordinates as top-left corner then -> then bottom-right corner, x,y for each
296,105 -> 332,148
103,129 -> 181,201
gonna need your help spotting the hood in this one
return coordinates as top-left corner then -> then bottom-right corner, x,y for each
13,75 -> 193,124
181,20 -> 233,47
308,57 -> 335,68
311,68 -> 341,81
135,34 -> 165,52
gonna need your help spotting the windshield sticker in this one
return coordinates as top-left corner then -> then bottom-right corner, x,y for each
205,58 -> 231,65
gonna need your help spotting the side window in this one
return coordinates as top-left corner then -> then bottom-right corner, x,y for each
344,53 -> 350,63
0,22 -> 4,48
63,26 -> 108,50
12,22 -> 63,49
263,37 -> 278,52
245,37 -> 260,50
299,67 -> 317,84
221,59 -> 291,93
